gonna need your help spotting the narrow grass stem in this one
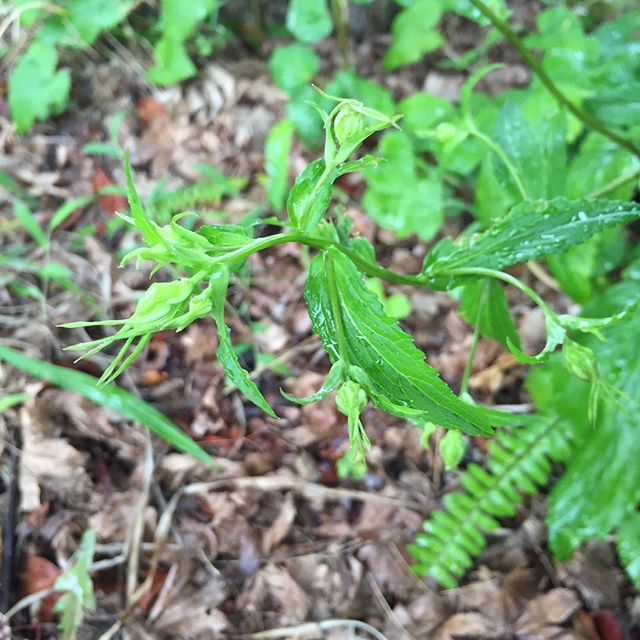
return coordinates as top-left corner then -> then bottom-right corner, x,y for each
468,125 -> 530,201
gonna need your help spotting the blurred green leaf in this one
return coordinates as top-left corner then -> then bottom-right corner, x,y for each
13,200 -> 47,247
148,0 -> 219,85
8,37 -> 71,133
384,0 -> 444,70
286,0 -> 333,43
54,529 -> 96,640
269,44 -> 320,92
265,118 -> 295,211
440,429 -> 465,470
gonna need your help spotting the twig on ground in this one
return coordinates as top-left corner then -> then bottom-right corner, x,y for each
367,573 -> 418,640
242,618 -> 389,640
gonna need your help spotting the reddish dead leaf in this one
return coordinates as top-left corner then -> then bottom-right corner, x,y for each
20,556 -> 61,622
139,567 -> 170,613
91,166 -> 127,216
576,610 -> 601,640
591,610 -> 623,640
136,96 -> 166,124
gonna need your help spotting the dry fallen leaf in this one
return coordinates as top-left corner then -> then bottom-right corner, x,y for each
261,492 -> 296,556
434,612 -> 504,640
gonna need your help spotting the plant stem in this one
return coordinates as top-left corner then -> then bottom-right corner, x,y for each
587,166 -> 640,199
460,280 -> 488,396
331,0 -> 350,67
467,0 -> 640,158
211,230 -> 427,287
468,125 -> 530,200
443,266 -> 555,316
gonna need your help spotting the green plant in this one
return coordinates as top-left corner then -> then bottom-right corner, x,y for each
53,529 -> 96,640
59,92 -> 639,474
3,0 -> 221,132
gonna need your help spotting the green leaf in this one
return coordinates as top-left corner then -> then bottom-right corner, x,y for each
13,200 -> 47,247
363,131 -> 443,240
286,0 -> 332,43
0,393 -> 27,413
287,158 -> 335,230
398,93 -> 455,136
384,0 -> 444,70
147,0 -> 219,85
48,196 -> 95,235
617,511 -> 640,587
60,0 -> 135,45
269,44 -> 320,92
54,529 -> 96,640
0,346 -> 213,465
8,37 -> 70,133
326,70 -> 396,117
265,119 -> 295,211
304,248 -> 493,436
460,279 -> 520,349
281,360 -> 345,405
124,152 -> 160,245
440,430 -> 465,471
209,269 -> 277,418
493,101 -> 566,200
423,198 -> 640,287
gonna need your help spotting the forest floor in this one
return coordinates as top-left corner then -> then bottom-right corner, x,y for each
0,14 -> 638,640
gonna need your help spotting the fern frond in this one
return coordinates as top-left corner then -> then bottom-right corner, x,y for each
150,177 -> 247,218
408,417 -> 573,588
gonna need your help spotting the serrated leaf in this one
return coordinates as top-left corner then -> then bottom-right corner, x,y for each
0,346 -> 213,465
281,359 -> 345,405
265,119 -> 295,211
286,0 -> 332,43
617,511 -> 640,587
459,278 -> 520,349
209,269 -> 277,418
304,247 -> 493,436
8,37 -> 71,133
423,198 -> 640,287
269,44 -> 320,92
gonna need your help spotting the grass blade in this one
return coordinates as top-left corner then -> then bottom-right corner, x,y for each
0,346 -> 213,465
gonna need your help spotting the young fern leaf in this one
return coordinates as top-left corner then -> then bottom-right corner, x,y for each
149,174 -> 247,220
408,417 -> 573,588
